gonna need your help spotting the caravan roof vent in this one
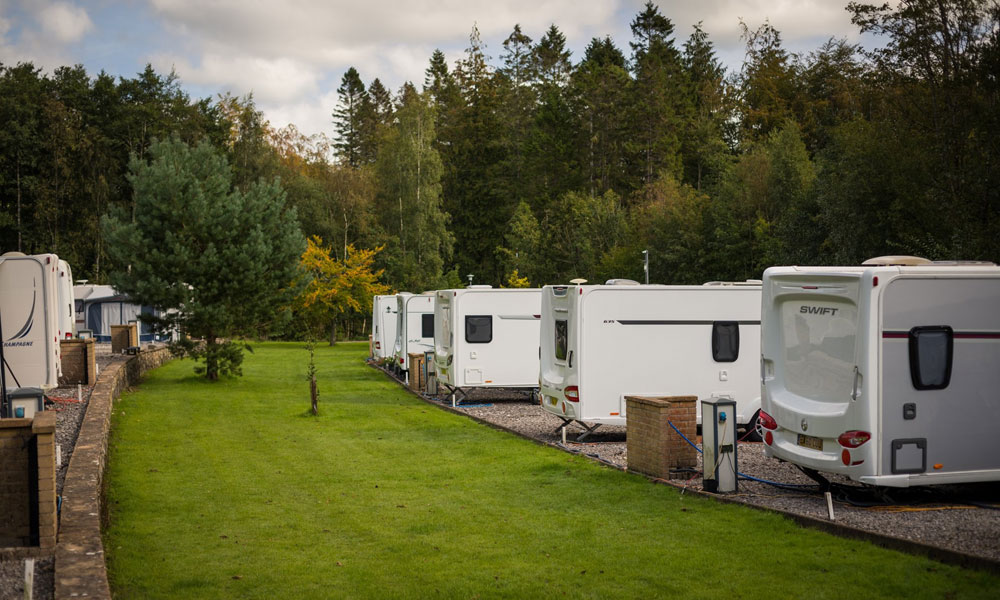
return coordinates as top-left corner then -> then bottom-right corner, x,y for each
605,279 -> 640,286
569,278 -> 588,285
862,255 -> 932,266
467,285 -> 493,289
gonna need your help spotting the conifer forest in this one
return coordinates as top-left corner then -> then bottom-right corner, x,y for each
1,1 -> 998,336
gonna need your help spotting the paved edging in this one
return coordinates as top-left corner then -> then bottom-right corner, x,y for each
54,347 -> 173,600
370,361 -> 1000,575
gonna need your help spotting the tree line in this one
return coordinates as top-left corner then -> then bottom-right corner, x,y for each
2,0 -> 999,341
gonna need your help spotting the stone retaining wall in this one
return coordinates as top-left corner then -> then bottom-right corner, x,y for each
54,345 -> 172,600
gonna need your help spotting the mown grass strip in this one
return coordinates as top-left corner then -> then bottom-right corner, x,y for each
105,341 -> 998,599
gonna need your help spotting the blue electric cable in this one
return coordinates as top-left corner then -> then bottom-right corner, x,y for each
666,420 -> 817,490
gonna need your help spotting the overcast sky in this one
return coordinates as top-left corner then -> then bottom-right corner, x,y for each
1,0 -> 886,139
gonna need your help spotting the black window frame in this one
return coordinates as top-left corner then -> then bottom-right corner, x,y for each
908,326 -> 953,390
465,315 -> 493,344
554,319 -> 568,361
712,321 -> 740,363
421,313 -> 435,339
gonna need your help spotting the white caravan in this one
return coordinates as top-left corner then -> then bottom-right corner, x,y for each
433,286 -> 541,397
393,292 -> 435,372
539,281 -> 762,433
57,260 -> 75,340
760,257 -> 1000,487
0,252 -> 63,390
371,294 -> 399,362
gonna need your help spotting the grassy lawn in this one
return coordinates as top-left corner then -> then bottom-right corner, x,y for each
105,342 -> 998,599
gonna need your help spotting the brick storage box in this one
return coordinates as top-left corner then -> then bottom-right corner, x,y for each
60,337 -> 97,385
625,395 -> 697,479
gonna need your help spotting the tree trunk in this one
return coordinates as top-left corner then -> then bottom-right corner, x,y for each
329,321 -> 337,346
310,375 -> 318,415
206,337 -> 219,381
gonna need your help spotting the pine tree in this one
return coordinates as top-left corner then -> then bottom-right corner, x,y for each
103,136 -> 305,379
333,67 -> 370,167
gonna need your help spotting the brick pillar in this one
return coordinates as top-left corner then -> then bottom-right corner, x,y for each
110,324 -> 137,353
407,353 -> 425,391
33,411 -> 58,550
0,411 -> 57,548
60,338 -> 97,385
0,420 -> 31,546
625,395 -> 698,479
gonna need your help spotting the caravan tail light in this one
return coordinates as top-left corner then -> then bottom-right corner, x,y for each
764,431 -> 773,446
399,357 -> 404,364
564,386 -> 580,402
759,410 -> 777,431
375,341 -> 381,349
837,430 -> 871,448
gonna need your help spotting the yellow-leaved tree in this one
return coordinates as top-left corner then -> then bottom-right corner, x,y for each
297,236 -> 391,345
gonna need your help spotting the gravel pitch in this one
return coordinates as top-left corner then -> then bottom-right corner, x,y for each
0,345 -> 126,600
397,369 -> 1000,566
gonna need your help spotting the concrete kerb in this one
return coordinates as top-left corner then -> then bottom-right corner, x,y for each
368,360 -> 1000,575
54,346 -> 173,600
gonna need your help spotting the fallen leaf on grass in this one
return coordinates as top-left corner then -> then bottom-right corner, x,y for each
232,575 -> 242,580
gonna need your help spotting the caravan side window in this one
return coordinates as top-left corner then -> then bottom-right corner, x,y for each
908,326 -> 953,390
712,321 -> 740,363
421,313 -> 434,338
555,320 -> 568,360
465,315 -> 492,343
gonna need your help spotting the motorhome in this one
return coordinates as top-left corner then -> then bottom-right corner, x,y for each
759,257 -> 1000,487
371,294 -> 398,362
433,286 -> 541,399
539,281 -> 762,435
0,252 -> 63,390
393,292 -> 435,373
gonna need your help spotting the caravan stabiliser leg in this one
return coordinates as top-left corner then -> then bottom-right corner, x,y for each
575,422 -> 602,442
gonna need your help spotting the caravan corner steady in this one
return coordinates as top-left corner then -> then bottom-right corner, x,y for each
433,286 -> 541,404
393,292 -> 435,373
539,281 -> 762,437
760,258 -> 1000,487
371,294 -> 399,362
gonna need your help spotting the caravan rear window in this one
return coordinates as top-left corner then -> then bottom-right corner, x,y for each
555,320 -> 568,360
712,322 -> 740,362
421,313 -> 434,338
781,300 -> 857,403
465,315 -> 492,343
908,326 -> 953,390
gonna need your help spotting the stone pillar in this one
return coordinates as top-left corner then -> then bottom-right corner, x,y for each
625,395 -> 698,479
60,338 -> 97,385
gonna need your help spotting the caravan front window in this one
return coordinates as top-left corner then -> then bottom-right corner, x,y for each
465,315 -> 492,343
781,301 -> 857,403
909,326 -> 953,390
555,320 -> 568,361
421,313 -> 434,338
712,322 -> 740,362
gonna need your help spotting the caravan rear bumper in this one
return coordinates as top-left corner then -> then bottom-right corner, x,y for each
766,428 -> 874,480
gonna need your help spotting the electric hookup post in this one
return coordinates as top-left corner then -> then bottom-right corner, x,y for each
702,396 -> 738,493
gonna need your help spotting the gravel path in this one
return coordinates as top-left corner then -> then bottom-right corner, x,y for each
409,375 -> 1000,565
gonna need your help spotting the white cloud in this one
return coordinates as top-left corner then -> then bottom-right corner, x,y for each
152,52 -> 320,104
38,1 -> 93,43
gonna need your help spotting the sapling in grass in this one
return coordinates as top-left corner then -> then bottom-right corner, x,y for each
306,342 -> 319,415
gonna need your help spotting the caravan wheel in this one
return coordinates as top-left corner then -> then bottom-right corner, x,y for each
742,409 -> 763,442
